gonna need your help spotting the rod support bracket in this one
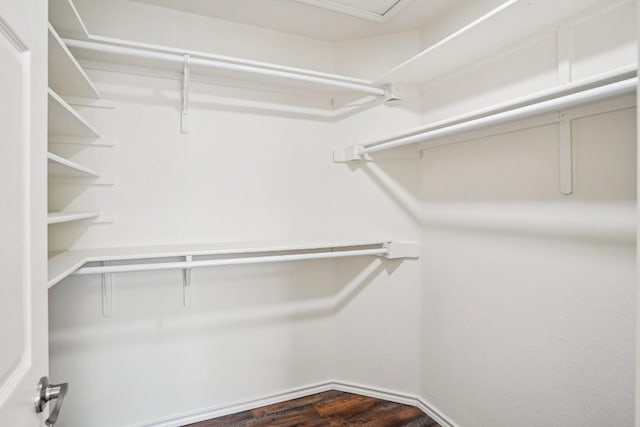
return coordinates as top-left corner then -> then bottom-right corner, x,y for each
183,255 -> 192,308
333,145 -> 366,162
383,242 -> 421,259
181,54 -> 191,133
101,261 -> 113,317
383,83 -> 403,107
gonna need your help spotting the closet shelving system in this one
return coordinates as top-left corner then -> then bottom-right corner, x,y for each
47,6 -> 105,230
47,0 -> 635,288
335,0 -> 637,161
46,0 -> 418,289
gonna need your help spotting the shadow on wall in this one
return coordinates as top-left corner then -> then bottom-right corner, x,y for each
48,256 -> 404,355
346,121 -> 636,245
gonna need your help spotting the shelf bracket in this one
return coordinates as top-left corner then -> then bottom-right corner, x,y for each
101,261 -> 113,317
383,241 -> 420,259
181,54 -> 191,134
183,255 -> 192,308
383,83 -> 403,107
333,145 -> 365,162
559,113 -> 573,195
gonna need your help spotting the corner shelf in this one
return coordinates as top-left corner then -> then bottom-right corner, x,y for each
48,23 -> 100,99
49,0 -> 90,38
47,211 -> 101,225
378,0 -> 604,85
48,88 -> 100,138
47,152 -> 100,177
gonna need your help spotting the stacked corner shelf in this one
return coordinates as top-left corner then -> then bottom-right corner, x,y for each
47,0 -> 107,246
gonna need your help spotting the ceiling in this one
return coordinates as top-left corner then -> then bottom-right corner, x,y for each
131,0 -> 455,42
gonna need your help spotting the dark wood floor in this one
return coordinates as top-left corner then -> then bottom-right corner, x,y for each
185,390 -> 441,427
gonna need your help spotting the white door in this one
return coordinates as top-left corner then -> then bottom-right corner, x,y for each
0,0 -> 50,426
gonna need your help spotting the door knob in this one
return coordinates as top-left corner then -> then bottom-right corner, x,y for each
35,376 -> 68,427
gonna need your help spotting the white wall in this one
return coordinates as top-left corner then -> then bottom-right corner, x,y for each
416,1 -> 637,426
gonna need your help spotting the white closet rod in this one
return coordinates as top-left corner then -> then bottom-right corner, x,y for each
360,77 -> 636,155
73,248 -> 388,276
63,38 -> 388,97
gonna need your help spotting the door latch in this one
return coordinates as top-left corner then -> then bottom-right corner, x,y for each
35,376 -> 68,426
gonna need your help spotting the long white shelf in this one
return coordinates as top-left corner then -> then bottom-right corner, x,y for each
48,88 -> 100,138
47,240 -> 420,287
49,0 -> 89,38
49,23 -> 100,99
378,0 -> 603,84
47,152 -> 100,177
63,36 -> 388,99
335,67 -> 637,161
48,211 -> 101,225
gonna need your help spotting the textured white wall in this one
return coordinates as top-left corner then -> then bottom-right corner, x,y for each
416,1 -> 637,426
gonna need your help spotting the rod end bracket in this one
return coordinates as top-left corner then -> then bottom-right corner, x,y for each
333,145 -> 366,162
384,242 -> 420,259
383,84 -> 403,107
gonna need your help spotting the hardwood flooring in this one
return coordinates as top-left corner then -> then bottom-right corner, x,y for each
184,390 -> 441,427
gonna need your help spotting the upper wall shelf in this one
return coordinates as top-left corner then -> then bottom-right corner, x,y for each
49,23 -> 100,99
49,0 -> 89,38
47,240 -> 420,287
336,67 -> 637,161
48,88 -> 100,138
378,0 -> 606,85
63,36 -> 389,100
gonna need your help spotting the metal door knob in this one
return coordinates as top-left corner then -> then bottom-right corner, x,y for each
35,376 -> 68,427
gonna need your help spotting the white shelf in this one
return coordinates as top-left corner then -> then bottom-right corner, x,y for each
48,23 -> 100,99
48,88 -> 100,138
378,0 -> 603,85
47,239 -> 409,287
49,0 -> 89,38
47,211 -> 101,225
64,36 -> 387,100
336,67 -> 637,161
47,152 -> 100,177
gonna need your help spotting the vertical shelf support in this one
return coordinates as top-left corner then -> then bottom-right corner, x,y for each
101,261 -> 113,317
556,22 -> 572,85
559,113 -> 573,195
183,255 -> 192,308
181,54 -> 191,133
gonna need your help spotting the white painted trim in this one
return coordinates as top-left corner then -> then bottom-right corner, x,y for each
129,380 -> 456,427
132,382 -> 335,427
293,0 -> 413,23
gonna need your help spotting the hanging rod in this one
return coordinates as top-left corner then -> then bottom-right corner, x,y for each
63,38 -> 388,97
72,242 -> 420,276
335,67 -> 637,161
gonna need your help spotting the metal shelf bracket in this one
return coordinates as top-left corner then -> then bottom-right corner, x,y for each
181,54 -> 190,133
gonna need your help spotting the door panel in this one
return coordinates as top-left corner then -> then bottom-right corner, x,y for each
0,13 -> 29,396
0,0 -> 48,425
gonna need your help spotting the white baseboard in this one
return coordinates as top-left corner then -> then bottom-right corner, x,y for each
133,381 -> 457,427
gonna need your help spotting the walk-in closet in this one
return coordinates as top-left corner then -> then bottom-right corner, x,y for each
0,0 -> 638,426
